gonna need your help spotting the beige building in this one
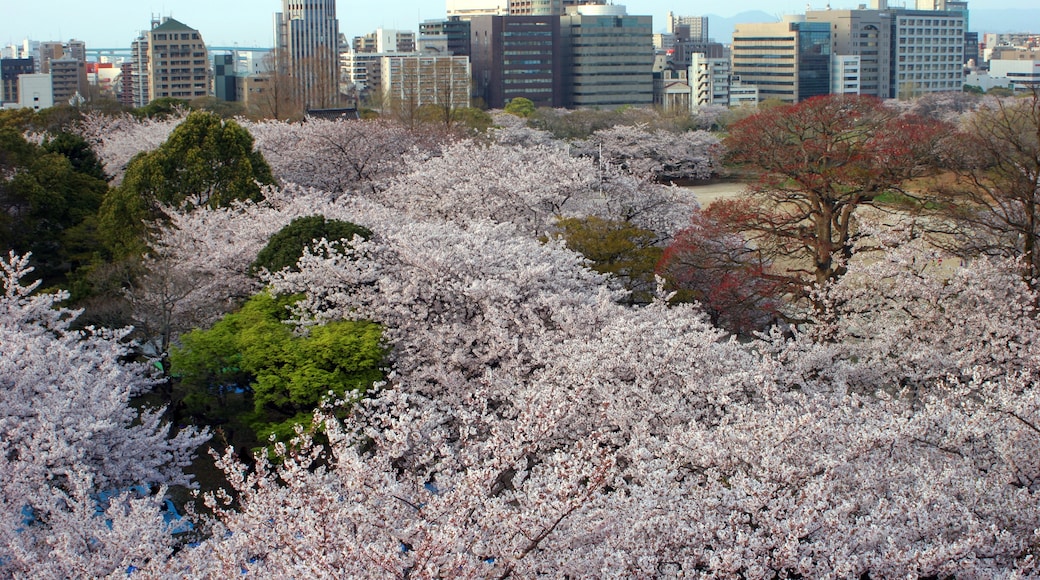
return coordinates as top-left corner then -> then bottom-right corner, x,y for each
731,19 -> 832,104
381,54 -> 471,114
806,9 -> 892,98
144,18 -> 209,103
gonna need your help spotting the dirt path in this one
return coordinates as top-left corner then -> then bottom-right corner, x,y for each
682,180 -> 748,207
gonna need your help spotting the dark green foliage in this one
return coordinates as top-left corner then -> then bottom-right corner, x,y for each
552,216 -> 663,305
134,97 -> 190,119
252,215 -> 372,275
42,132 -> 108,181
98,111 -> 275,258
0,127 -> 108,284
170,291 -> 385,444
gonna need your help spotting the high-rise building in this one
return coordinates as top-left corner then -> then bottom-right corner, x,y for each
38,42 -> 64,72
147,18 -> 209,102
668,13 -> 709,43
731,19 -> 831,104
690,52 -> 731,107
806,9 -> 892,98
470,15 -> 563,109
419,17 -> 472,56
130,32 -> 150,107
809,3 -> 965,99
119,62 -> 134,107
49,56 -> 88,103
560,6 -> 654,109
890,9 -> 965,98
275,0 -> 340,109
65,40 -> 87,62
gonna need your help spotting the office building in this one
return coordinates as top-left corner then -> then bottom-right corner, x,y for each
275,0 -> 341,109
381,54 -> 471,113
419,18 -> 472,56
1,58 -> 34,103
470,15 -> 563,109
890,9 -> 965,98
731,19 -> 831,104
806,9 -> 892,98
560,6 -> 654,109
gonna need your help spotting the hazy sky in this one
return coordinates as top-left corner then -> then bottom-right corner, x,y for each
3,0 -> 1037,49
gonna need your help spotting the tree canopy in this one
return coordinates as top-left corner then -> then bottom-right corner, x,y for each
0,128 -> 108,283
171,291 -> 385,443
98,111 -> 274,258
252,215 -> 373,275
719,94 -> 947,294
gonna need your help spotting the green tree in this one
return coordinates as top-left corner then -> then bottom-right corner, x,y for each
42,132 -> 107,181
552,216 -> 662,305
252,215 -> 373,275
504,97 -> 535,118
0,127 -> 108,284
133,96 -> 190,119
171,291 -> 385,443
99,111 -> 275,258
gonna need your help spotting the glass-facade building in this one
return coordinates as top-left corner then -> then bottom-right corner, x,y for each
732,19 -> 831,103
275,0 -> 340,109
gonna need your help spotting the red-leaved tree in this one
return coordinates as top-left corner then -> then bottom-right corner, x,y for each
658,205 -> 782,335
721,95 -> 948,297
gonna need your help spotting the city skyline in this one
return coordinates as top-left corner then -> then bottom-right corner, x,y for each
4,0 -> 1038,51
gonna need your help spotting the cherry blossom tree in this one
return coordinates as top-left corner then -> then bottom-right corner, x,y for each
0,251 -> 207,577
576,124 -> 722,183
73,111 -> 185,185
931,89 -> 1040,288
7,100 -> 1040,577
245,118 -> 446,194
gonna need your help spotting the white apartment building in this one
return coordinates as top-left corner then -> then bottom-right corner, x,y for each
831,54 -> 862,94
689,52 -> 730,108
18,73 -> 53,110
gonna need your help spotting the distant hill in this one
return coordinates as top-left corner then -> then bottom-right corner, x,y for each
705,9 -> 1040,44
968,9 -> 1040,34
706,11 -> 780,44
